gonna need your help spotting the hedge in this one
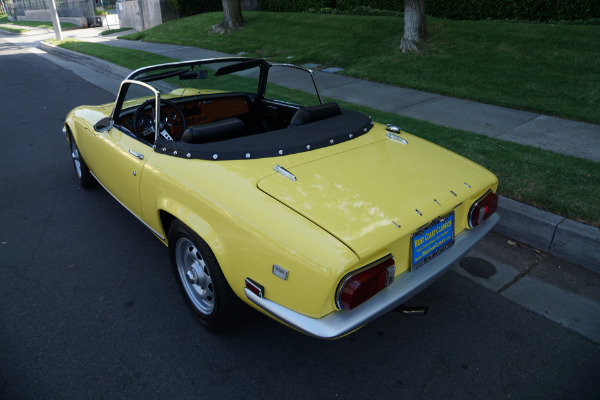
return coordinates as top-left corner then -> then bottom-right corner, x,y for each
168,0 -> 221,17
257,0 -> 600,21
257,0 -> 335,12
427,0 -> 600,21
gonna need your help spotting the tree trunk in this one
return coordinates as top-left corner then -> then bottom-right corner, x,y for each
400,0 -> 427,52
212,0 -> 245,34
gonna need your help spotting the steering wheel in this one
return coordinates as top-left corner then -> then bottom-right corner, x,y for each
132,99 -> 186,141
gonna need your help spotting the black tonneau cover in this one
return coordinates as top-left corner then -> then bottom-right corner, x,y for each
155,109 -> 373,161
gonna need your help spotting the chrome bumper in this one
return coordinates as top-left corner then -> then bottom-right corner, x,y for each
245,213 -> 500,339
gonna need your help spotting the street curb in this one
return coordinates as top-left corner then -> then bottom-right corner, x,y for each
496,196 -> 600,273
39,41 -> 600,273
40,41 -> 132,78
550,220 -> 600,274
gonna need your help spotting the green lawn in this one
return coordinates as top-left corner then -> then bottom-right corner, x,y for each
53,40 -> 600,227
120,11 -> 600,124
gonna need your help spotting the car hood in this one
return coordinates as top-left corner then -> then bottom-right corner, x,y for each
257,131 -> 497,259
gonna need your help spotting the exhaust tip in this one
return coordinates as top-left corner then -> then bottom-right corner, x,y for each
396,305 -> 429,316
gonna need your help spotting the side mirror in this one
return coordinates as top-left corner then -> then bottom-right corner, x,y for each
94,117 -> 113,132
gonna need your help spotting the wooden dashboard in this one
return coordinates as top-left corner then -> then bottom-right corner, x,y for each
120,95 -> 251,140
180,96 -> 250,126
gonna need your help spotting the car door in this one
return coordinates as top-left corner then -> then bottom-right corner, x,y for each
87,126 -> 151,218
82,82 -> 159,219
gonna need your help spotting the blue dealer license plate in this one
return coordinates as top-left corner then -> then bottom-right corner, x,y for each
411,212 -> 455,271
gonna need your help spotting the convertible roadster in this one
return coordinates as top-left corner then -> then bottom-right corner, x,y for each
63,57 -> 499,339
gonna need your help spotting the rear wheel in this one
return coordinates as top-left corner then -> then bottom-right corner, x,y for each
68,130 -> 96,188
168,221 -> 242,332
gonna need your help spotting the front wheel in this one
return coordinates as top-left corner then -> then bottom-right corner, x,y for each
168,221 -> 242,332
68,130 -> 96,188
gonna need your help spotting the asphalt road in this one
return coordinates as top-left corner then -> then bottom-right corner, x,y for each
1,38 -> 599,400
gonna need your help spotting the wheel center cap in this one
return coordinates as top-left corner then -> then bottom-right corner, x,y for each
186,269 -> 199,285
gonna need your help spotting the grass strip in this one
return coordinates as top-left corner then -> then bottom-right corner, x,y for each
101,28 -> 133,36
56,39 -> 177,70
54,40 -> 600,227
0,25 -> 27,33
119,11 -> 600,124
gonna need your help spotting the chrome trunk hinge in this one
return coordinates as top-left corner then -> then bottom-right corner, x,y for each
273,165 -> 297,181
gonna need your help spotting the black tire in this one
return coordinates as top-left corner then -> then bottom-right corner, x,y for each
168,221 -> 242,332
68,130 -> 97,188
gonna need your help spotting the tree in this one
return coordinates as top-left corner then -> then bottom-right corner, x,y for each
212,0 -> 245,34
400,0 -> 427,52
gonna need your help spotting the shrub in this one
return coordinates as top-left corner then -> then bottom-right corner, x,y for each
258,0 -> 600,21
306,6 -> 402,17
258,0 -> 335,13
424,0 -> 600,21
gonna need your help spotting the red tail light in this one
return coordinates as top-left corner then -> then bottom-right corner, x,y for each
468,191 -> 498,228
337,256 -> 396,310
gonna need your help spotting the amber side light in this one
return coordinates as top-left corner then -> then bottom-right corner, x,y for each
338,257 -> 396,310
468,192 -> 498,228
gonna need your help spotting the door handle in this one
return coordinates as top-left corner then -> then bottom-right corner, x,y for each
129,150 -> 144,160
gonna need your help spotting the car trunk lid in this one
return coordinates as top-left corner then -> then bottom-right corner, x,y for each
257,131 -> 496,259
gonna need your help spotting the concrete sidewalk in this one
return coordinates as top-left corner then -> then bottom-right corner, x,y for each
3,26 -> 599,271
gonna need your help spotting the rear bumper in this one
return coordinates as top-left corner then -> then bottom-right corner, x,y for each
245,213 -> 500,339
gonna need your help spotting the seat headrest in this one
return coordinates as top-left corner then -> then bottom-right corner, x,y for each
289,102 -> 341,127
181,117 -> 245,144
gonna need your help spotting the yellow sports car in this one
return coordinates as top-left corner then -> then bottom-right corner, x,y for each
63,58 -> 499,339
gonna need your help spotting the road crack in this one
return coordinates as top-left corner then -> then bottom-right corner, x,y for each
497,251 -> 545,294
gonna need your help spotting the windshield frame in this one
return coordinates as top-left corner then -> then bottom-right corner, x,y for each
267,63 -> 324,105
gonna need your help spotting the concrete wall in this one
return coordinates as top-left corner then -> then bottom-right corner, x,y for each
118,1 -> 142,31
102,13 -> 119,27
16,10 -> 86,27
142,0 -> 163,29
13,0 -> 96,26
118,0 -> 173,31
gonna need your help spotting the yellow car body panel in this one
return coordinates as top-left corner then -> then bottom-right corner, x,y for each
138,151 -> 359,318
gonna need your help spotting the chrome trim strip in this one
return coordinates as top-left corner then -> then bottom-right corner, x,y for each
245,213 -> 500,339
89,171 -> 165,241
